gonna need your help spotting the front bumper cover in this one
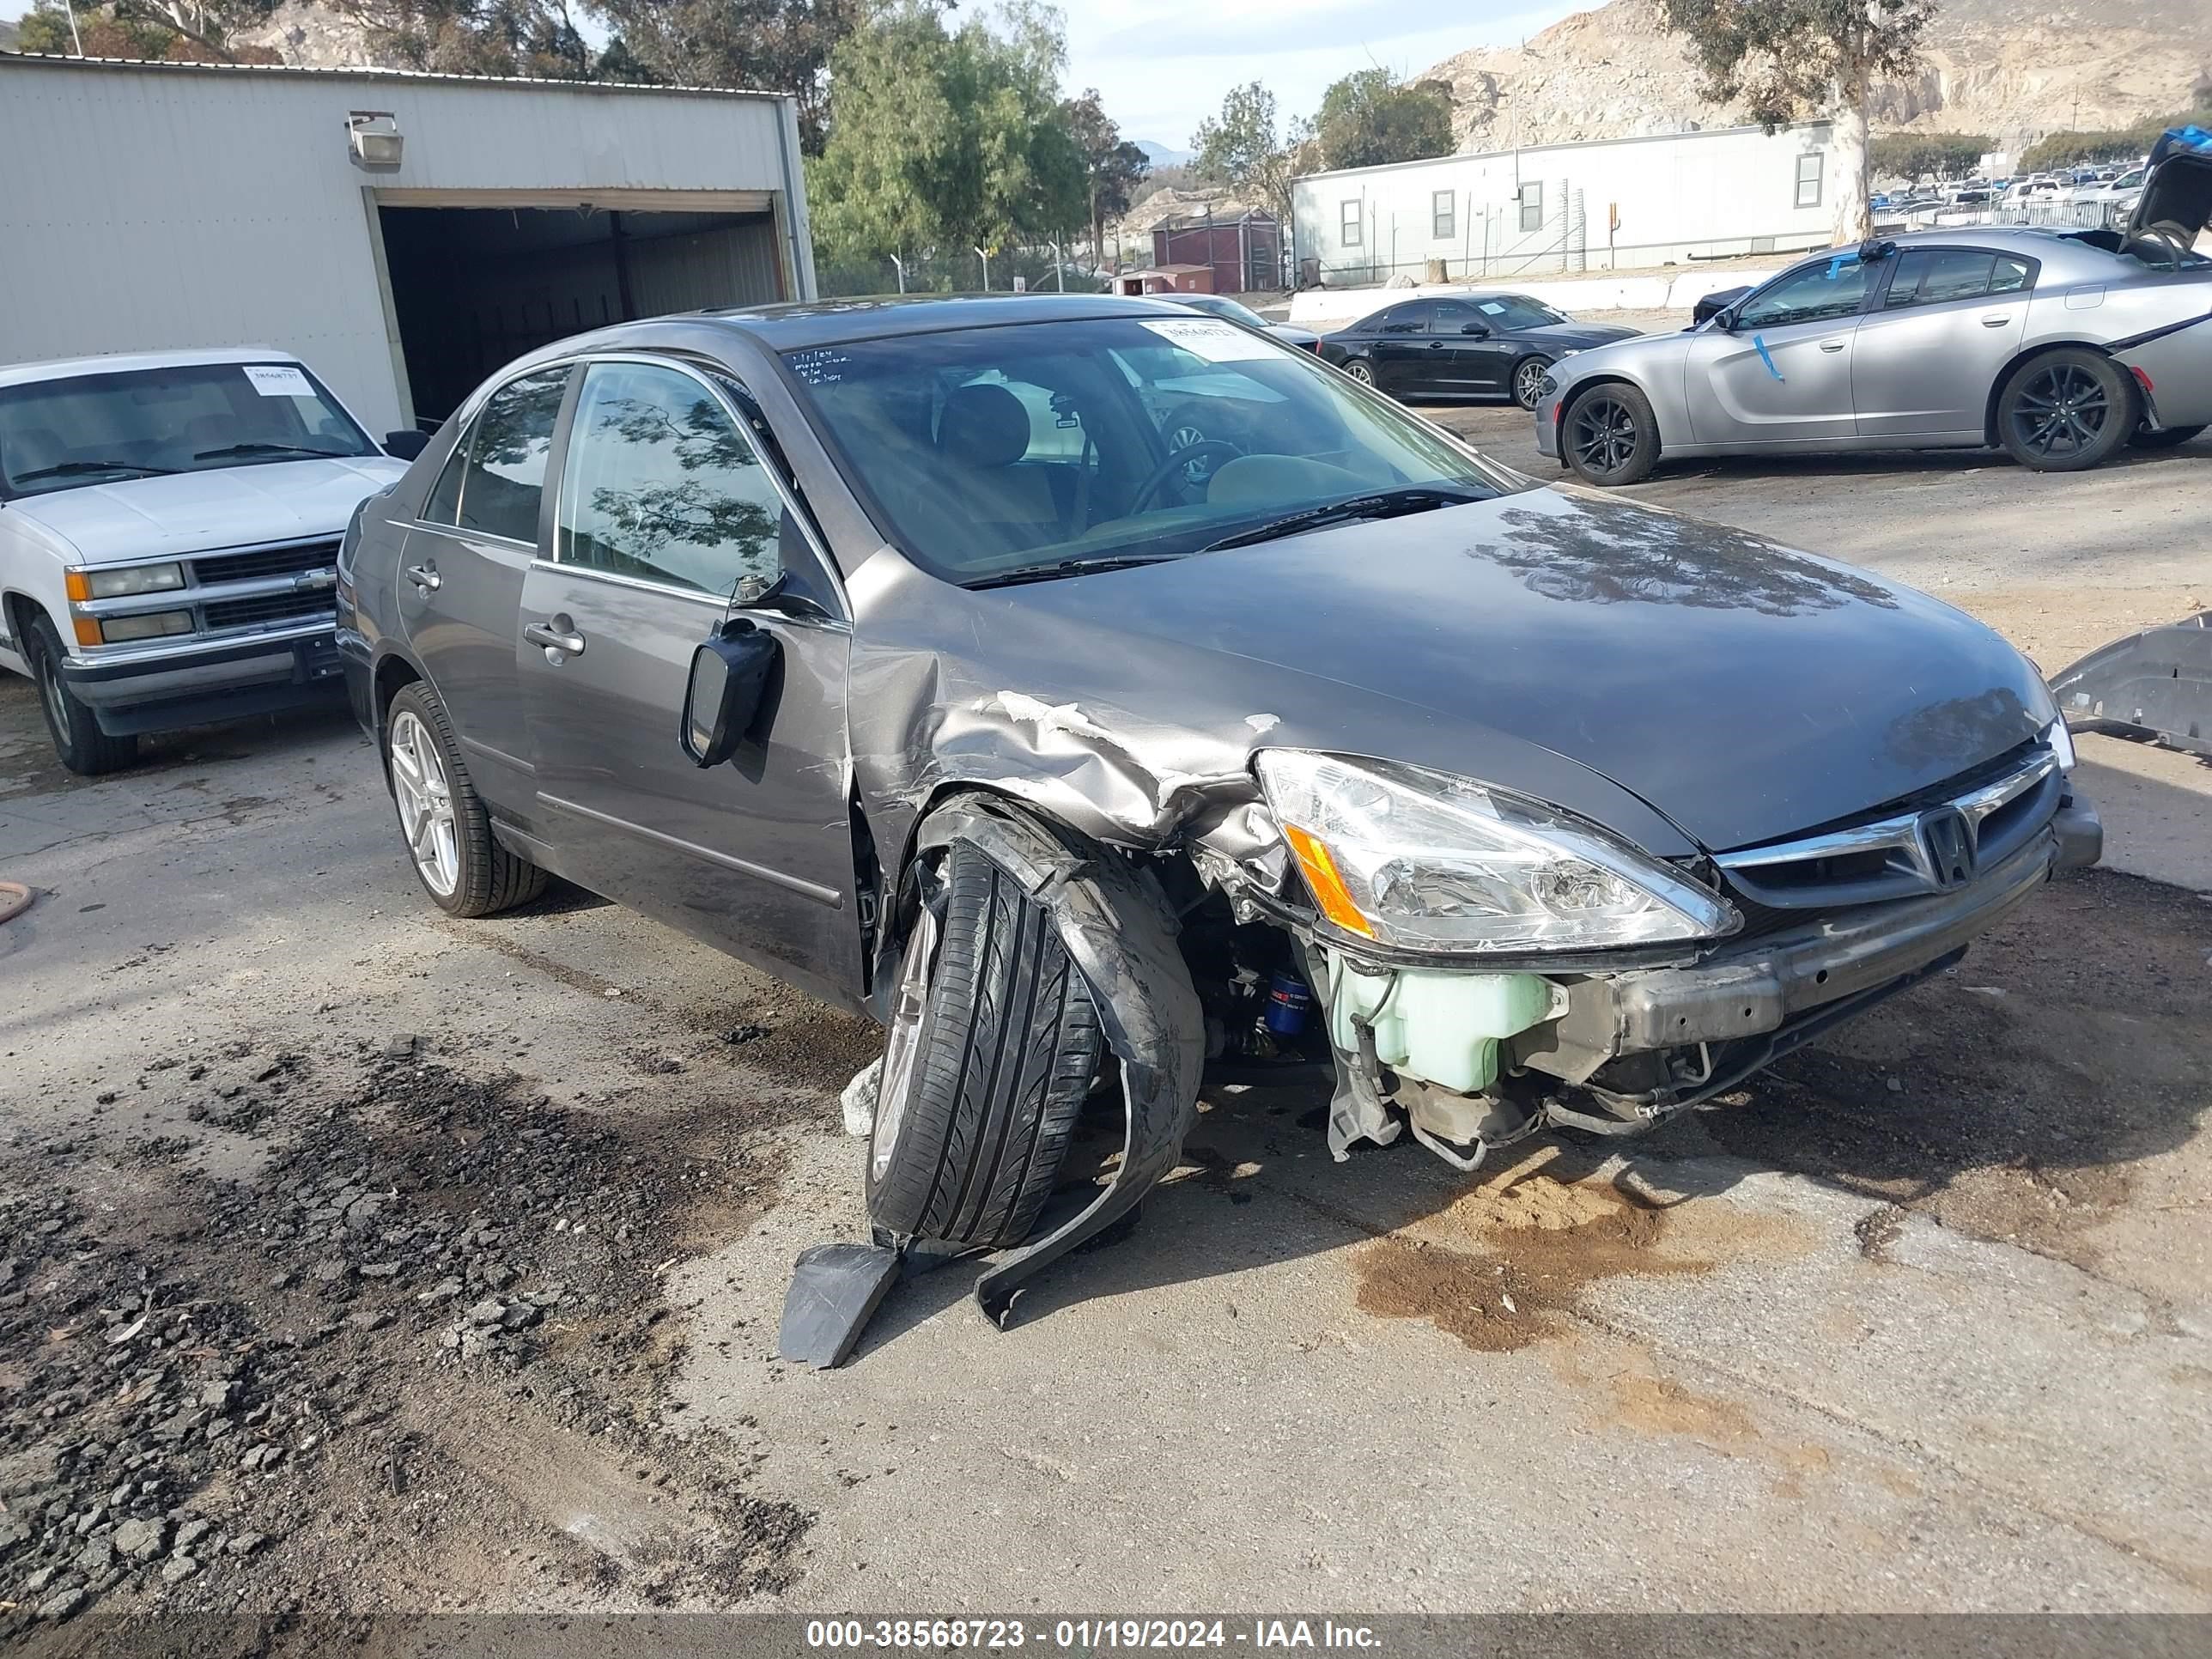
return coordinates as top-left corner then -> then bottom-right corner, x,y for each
61,628 -> 345,736
1529,797 -> 2099,1080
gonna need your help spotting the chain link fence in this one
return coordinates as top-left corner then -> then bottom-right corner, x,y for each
816,245 -> 1110,299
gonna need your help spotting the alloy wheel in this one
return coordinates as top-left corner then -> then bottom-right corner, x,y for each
1168,422 -> 1214,484
1514,359 -> 1549,410
388,709 -> 461,898
2010,363 -> 2111,459
871,903 -> 939,1183
1346,360 -> 1376,386
1570,394 -> 1638,475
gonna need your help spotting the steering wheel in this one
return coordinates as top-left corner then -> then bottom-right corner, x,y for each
1128,440 -> 1245,514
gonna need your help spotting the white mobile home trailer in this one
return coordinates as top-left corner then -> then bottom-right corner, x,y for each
0,54 -> 817,433
1292,122 -> 1838,285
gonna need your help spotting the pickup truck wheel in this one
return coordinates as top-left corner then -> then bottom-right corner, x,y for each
384,682 -> 548,917
866,839 -> 1104,1249
25,613 -> 137,775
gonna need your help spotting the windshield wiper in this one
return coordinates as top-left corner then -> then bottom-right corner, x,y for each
193,442 -> 351,460
1197,485 -> 1486,554
965,555 -> 1178,590
12,459 -> 178,482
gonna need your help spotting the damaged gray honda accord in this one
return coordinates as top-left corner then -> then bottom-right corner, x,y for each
339,294 -> 2100,1347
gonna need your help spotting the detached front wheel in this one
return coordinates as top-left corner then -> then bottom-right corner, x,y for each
866,840 -> 1104,1249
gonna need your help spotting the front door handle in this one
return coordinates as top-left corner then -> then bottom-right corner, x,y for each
1980,313 -> 2010,327
404,562 -> 441,592
1427,341 -> 1446,349
1819,339 -> 1847,353
524,619 -> 586,659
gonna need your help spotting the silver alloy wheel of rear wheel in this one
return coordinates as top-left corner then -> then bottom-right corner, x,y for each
871,903 -> 939,1183
1345,359 -> 1376,386
1514,358 -> 1549,410
1570,393 -> 1638,476
388,708 -> 461,898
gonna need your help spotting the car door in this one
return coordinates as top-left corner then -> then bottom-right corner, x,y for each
1850,248 -> 2033,440
516,355 -> 861,1005
398,365 -> 572,803
1364,303 -> 1436,396
1427,299 -> 1510,395
1681,253 -> 1877,445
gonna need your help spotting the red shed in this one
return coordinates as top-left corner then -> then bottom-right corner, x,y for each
1150,212 -> 1280,295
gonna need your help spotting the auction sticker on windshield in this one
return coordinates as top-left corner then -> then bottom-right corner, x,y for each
1139,318 -> 1276,362
243,365 -> 316,398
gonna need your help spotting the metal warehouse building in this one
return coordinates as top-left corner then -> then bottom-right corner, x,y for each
1291,121 -> 1837,285
0,54 -> 817,434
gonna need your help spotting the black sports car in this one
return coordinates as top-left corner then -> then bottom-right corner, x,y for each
1317,292 -> 1640,409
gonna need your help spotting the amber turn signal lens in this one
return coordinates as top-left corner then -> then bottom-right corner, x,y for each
72,616 -> 105,647
1283,823 -> 1374,938
64,570 -> 93,602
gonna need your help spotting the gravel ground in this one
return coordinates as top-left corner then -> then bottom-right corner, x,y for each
0,368 -> 2208,1642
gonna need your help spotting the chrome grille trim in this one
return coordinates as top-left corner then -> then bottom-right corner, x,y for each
1715,747 -> 2063,910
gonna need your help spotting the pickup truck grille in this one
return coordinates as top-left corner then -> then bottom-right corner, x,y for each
201,591 -> 332,632
1715,744 -> 2063,914
190,539 -> 339,586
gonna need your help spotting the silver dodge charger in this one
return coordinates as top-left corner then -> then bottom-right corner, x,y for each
1536,129 -> 2212,483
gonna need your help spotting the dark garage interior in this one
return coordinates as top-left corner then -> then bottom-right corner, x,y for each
377,203 -> 787,425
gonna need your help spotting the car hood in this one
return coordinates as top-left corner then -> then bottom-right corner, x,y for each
871,488 -> 2052,858
2129,126 -> 2212,243
1519,321 -> 1642,348
5,456 -> 407,562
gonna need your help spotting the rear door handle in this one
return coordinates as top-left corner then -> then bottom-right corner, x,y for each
524,619 -> 585,658
1819,339 -> 1847,353
1980,313 -> 2010,327
404,562 -> 441,592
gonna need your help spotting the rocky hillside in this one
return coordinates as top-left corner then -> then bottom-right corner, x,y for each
1421,0 -> 2212,152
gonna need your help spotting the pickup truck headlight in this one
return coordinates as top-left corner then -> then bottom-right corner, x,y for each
1255,750 -> 1739,952
75,562 -> 185,599
96,610 -> 196,642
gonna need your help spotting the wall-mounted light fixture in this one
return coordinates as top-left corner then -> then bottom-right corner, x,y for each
347,112 -> 403,172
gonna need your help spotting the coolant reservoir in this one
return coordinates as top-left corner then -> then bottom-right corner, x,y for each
1322,951 -> 1559,1094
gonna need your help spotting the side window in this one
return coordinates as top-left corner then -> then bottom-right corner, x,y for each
1428,300 -> 1482,334
1376,303 -> 1429,334
457,368 -> 568,544
1883,249 -> 1994,309
556,361 -> 782,596
1431,190 -> 1455,240
1340,199 -> 1363,248
1737,258 -> 1873,329
1518,181 -> 1544,234
1989,255 -> 2033,295
421,431 -> 467,524
1795,152 -> 1824,209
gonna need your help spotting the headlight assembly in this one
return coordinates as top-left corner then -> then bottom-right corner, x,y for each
1255,750 -> 1739,953
74,562 -> 185,599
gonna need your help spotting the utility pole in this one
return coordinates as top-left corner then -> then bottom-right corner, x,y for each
63,0 -> 84,53
888,252 -> 907,294
975,245 -> 990,290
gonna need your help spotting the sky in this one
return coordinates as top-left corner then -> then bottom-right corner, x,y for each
1064,0 -> 1584,154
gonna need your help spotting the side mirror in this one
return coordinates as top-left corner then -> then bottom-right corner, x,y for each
384,429 -> 429,460
1460,321 -> 1490,337
680,617 -> 781,768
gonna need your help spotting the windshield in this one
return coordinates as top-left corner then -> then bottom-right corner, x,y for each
0,361 -> 376,499
782,316 -> 1509,586
1470,295 -> 1571,329
1175,295 -> 1271,329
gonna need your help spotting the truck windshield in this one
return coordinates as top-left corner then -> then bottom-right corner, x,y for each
781,315 -> 1510,586
0,362 -> 376,499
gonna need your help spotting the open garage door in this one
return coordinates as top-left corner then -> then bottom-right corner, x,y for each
374,191 -> 789,426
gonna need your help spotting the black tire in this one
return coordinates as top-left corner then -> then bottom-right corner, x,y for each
2129,422 -> 2207,451
866,841 -> 1104,1249
1341,357 -> 1378,388
1561,381 -> 1660,486
1997,349 -> 2138,472
1511,356 -> 1553,411
23,612 -> 137,775
383,680 -> 548,918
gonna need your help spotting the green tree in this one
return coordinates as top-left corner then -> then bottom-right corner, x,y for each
809,1 -> 1085,283
1869,130 -> 1990,182
14,0 -> 284,60
586,0 -> 860,150
1190,81 -> 1307,235
2017,117 -> 2179,173
1311,68 -> 1454,171
1061,88 -> 1150,263
1659,0 -> 1937,244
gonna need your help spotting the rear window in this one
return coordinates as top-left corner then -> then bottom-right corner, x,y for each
446,368 -> 569,544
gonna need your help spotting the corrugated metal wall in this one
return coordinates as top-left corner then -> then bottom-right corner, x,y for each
0,58 -> 814,432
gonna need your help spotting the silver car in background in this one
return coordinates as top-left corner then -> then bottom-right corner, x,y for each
1535,132 -> 2212,484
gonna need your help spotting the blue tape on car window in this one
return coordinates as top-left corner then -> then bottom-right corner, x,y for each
1753,334 -> 1784,380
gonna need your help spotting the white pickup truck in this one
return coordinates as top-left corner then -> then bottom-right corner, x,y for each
0,348 -> 416,773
